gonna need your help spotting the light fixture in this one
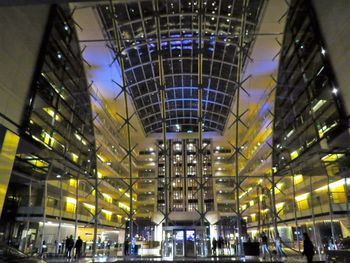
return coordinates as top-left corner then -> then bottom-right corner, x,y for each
332,87 -> 338,94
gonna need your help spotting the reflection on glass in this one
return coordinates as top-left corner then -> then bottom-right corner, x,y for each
174,230 -> 184,257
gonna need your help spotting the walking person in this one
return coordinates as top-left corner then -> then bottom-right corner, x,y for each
302,232 -> 315,263
212,237 -> 217,255
218,236 -> 224,255
66,235 -> 74,259
260,232 -> 271,259
124,239 -> 129,256
275,233 -> 287,259
75,236 -> 83,259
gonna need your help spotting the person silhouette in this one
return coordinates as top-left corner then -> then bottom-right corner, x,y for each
302,232 -> 315,263
75,236 -> 83,259
212,237 -> 217,255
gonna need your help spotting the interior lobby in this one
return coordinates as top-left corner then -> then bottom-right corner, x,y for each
0,0 -> 350,262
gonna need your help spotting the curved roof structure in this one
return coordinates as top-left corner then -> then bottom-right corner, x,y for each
97,0 -> 264,134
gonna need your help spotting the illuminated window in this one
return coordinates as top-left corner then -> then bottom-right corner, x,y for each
66,197 -> 76,213
69,179 -> 77,187
295,193 -> 309,210
294,174 -> 303,185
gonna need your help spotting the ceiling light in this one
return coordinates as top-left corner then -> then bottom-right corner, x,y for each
56,175 -> 61,178
332,87 -> 338,94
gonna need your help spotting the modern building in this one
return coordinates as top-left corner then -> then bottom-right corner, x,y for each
0,0 -> 349,259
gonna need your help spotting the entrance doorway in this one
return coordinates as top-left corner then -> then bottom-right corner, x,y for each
174,229 -> 195,257
162,226 -> 208,258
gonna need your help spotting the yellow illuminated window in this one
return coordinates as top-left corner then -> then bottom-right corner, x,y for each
69,179 -> 77,187
43,107 -> 61,122
290,150 -> 299,160
275,183 -> 284,194
295,193 -> 309,210
66,197 -> 76,213
102,193 -> 112,203
119,202 -> 130,211
251,213 -> 256,222
276,202 -> 285,215
294,174 -> 303,185
102,209 -> 112,221
71,152 -> 79,163
41,131 -> 55,147
297,200 -> 309,210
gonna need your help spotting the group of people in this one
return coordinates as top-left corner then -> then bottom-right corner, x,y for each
211,232 -> 316,262
64,235 -> 83,260
211,236 -> 227,255
260,231 -> 315,262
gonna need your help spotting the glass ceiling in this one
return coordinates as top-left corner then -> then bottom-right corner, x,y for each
97,0 -> 264,134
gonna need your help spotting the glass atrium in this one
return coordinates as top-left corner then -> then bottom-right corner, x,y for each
0,0 -> 349,261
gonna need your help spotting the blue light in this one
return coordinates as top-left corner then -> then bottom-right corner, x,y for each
182,39 -> 192,45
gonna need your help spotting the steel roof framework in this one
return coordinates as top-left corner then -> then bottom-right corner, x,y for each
97,0 -> 264,134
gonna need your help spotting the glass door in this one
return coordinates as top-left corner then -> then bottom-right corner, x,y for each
185,230 -> 196,257
174,230 -> 185,257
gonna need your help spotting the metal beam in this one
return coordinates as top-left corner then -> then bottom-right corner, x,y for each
109,0 -> 135,254
0,0 -> 139,6
234,0 -> 248,255
154,0 -> 169,226
197,0 -> 204,226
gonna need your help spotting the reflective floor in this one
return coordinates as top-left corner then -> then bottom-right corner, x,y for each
45,253 -> 327,263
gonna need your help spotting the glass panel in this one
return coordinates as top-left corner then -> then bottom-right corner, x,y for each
185,230 -> 195,257
174,230 -> 184,257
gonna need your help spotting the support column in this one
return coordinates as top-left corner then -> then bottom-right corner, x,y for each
109,1 -> 135,253
309,175 -> 321,255
57,177 -> 62,254
93,172 -> 98,255
74,177 -> 79,240
197,0 -> 205,226
271,173 -> 278,236
23,181 -> 32,252
234,0 -> 248,255
345,177 -> 350,229
40,164 -> 52,255
154,0 -> 169,226
326,171 -> 336,242
291,173 -> 301,251
257,186 -> 261,233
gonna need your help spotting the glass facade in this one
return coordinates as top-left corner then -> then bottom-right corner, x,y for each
0,0 -> 350,260
0,5 -> 123,254
272,0 -> 350,251
157,139 -> 214,213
